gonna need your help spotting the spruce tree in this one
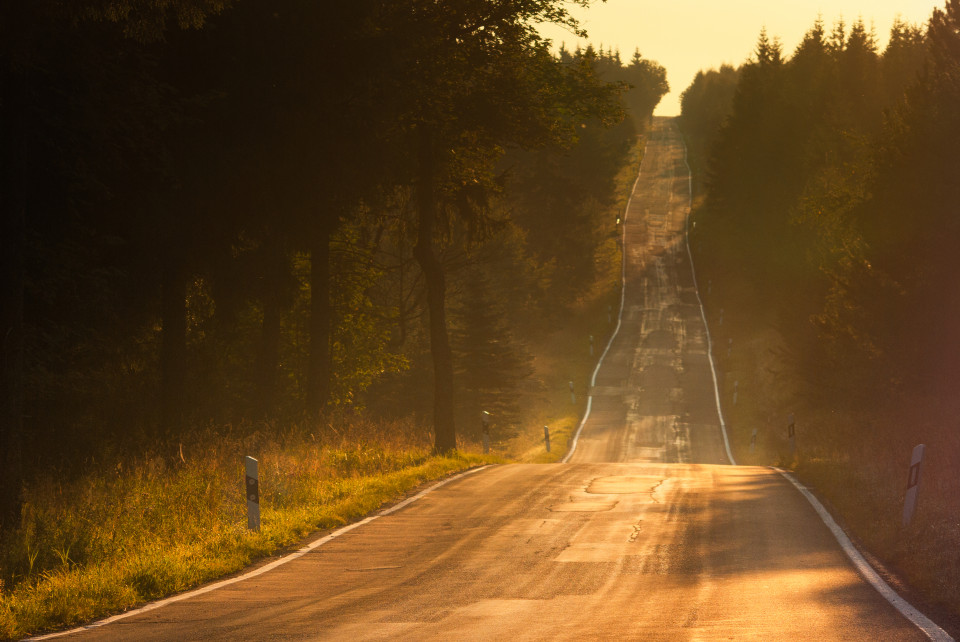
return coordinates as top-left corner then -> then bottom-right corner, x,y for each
451,269 -> 533,440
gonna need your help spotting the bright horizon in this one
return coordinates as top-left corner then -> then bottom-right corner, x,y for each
539,0 -> 945,116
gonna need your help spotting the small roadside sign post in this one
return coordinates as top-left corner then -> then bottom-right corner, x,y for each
902,444 -> 926,527
481,411 -> 491,454
787,413 -> 796,454
244,456 -> 260,532
544,426 -> 551,453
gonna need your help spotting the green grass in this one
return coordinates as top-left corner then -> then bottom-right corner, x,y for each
0,288 -> 618,641
689,192 -> 960,621
792,407 -> 960,619
500,137 -> 642,464
0,419 -> 501,639
0,243 -> 623,640
0,136 -> 643,641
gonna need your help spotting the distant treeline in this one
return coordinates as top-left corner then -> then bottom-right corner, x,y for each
681,5 -> 960,404
0,2 -> 668,522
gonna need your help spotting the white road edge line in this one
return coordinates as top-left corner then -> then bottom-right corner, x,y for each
561,143 -> 648,464
773,467 -> 954,642
566,125 -> 951,640
682,126 -> 950,638
680,124 -> 949,638
679,135 -> 736,465
28,465 -> 491,641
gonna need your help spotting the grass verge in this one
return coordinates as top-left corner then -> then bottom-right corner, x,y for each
499,136 -> 643,463
0,419 -> 501,639
689,193 -> 960,626
0,135 -> 644,641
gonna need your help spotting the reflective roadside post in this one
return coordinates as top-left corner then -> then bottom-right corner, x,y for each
244,456 -> 260,532
787,413 -> 796,454
589,335 -> 594,357
902,444 -> 926,527
544,426 -> 551,453
733,380 -> 739,405
481,411 -> 491,455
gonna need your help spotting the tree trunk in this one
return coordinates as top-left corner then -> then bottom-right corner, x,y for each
412,125 -> 457,453
255,241 -> 284,418
307,224 -> 332,413
0,72 -> 27,525
159,250 -> 188,436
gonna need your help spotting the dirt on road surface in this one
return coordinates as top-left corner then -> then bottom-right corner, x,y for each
54,119 -> 932,641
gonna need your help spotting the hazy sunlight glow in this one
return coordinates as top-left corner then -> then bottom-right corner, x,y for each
539,0 -> 945,116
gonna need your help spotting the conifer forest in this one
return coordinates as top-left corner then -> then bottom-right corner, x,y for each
6,0 -> 960,637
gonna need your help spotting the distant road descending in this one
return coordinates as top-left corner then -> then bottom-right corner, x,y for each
63,119 -> 927,641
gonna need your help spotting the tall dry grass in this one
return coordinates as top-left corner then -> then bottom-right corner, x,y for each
0,415 -> 496,639
691,191 -> 960,621
793,401 -> 960,619
0,134 -> 642,640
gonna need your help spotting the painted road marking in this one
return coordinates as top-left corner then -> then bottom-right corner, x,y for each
561,144 -> 647,464
28,466 -> 491,640
564,135 -> 735,466
774,467 -> 953,642
680,137 -> 736,466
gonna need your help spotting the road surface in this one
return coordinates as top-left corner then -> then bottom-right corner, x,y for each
59,119 -> 931,640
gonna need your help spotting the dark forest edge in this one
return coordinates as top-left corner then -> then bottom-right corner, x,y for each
0,0 -> 669,635
682,2 -> 960,622
0,2 -> 669,514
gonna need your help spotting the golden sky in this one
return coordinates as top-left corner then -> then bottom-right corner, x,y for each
539,0 -> 945,115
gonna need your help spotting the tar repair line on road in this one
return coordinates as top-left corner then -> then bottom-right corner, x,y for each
680,137 -> 735,466
562,137 -> 735,467
561,144 -> 647,464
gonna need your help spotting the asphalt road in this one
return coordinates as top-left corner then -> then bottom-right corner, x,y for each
60,119 -> 930,640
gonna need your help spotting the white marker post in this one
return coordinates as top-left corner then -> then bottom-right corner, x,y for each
481,411 -> 491,454
727,338 -> 733,357
589,335 -> 594,357
733,380 -> 739,405
544,426 -> 551,452
902,444 -> 926,527
569,380 -> 575,404
244,456 -> 260,532
787,413 -> 796,454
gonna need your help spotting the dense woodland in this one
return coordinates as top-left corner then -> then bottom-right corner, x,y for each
682,6 -> 960,411
0,1 -> 668,527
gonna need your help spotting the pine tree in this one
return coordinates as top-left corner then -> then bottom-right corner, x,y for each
450,269 -> 533,440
